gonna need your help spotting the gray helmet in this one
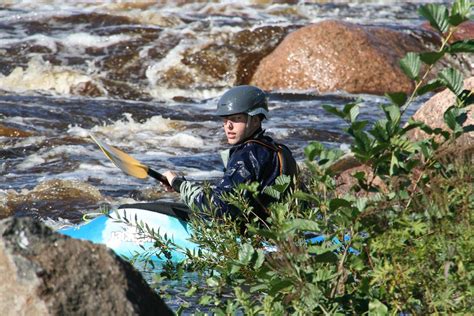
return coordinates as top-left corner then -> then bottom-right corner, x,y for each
216,85 -> 269,119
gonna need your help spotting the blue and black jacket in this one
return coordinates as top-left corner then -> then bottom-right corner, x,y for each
171,128 -> 297,220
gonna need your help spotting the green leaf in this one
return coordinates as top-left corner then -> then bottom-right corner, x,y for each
353,130 -> 372,150
459,89 -> 474,106
206,277 -> 219,287
448,40 -> 474,53
250,284 -> 267,293
418,4 -> 449,33
247,227 -> 277,239
304,141 -> 325,161
390,153 -> 399,176
449,13 -> 467,26
230,264 -> 241,274
285,219 -> 320,233
416,79 -> 444,96
184,286 -> 197,297
439,68 -> 464,95
370,120 -> 389,142
383,104 -> 401,123
369,299 -> 388,315
351,120 -> 369,132
400,52 -> 421,80
385,92 -> 407,107
443,106 -> 464,134
401,118 -> 424,134
263,186 -> 281,200
419,51 -> 445,65
450,0 -> 472,26
329,198 -> 352,212
293,191 -> 319,202
343,102 -> 359,122
269,279 -> 293,296
254,249 -> 265,269
238,243 -> 255,265
199,295 -> 212,305
355,198 -> 367,213
311,251 -> 338,263
391,136 -> 416,153
274,174 -> 291,191
323,104 -> 345,119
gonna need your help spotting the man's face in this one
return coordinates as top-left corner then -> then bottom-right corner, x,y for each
222,113 -> 249,145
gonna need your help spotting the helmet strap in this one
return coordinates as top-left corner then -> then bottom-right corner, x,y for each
244,115 -> 252,139
244,115 -> 262,140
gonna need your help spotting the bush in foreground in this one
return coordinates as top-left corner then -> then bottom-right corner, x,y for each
130,1 -> 473,314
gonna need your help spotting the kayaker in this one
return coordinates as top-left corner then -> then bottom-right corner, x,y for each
163,85 -> 297,221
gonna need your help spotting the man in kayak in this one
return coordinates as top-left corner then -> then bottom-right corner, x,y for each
163,85 -> 297,221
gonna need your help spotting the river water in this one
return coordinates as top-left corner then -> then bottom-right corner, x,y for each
0,0 -> 449,312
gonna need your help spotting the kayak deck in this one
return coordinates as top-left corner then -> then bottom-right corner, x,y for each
58,202 -> 197,263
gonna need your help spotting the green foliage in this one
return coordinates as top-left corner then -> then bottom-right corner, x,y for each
119,1 -> 473,314
449,40 -> 474,53
439,68 -> 464,95
400,52 -> 421,80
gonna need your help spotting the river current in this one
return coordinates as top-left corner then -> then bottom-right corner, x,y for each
0,0 -> 450,312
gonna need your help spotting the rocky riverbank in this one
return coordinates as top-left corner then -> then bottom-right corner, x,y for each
0,217 -> 173,315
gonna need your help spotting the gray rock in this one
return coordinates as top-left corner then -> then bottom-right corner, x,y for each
0,217 -> 174,316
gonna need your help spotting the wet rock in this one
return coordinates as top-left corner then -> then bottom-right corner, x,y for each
451,21 -> 474,42
52,12 -> 133,30
151,26 -> 292,90
332,77 -> 474,197
407,76 -> 474,150
420,21 -> 473,76
328,153 -> 361,175
2,179 -> 106,221
0,217 -> 173,315
0,124 -> 34,137
422,20 -> 474,43
251,20 -> 438,95
99,78 -> 152,101
231,26 -> 295,85
334,165 -> 388,197
70,81 -> 104,97
130,186 -> 177,201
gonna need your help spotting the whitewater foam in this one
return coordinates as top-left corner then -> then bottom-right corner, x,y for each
0,57 -> 99,95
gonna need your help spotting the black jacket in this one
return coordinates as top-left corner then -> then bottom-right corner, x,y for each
174,128 -> 297,220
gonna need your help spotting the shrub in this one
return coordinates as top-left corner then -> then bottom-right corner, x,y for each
129,1 -> 473,314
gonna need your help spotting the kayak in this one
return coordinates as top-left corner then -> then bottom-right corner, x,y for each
58,200 -> 360,263
58,201 -> 198,263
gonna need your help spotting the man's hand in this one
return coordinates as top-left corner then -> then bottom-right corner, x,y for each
163,171 -> 178,190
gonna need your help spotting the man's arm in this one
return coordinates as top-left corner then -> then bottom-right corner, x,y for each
163,150 -> 260,218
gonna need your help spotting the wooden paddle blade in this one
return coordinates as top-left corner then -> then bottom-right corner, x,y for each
90,134 -> 149,179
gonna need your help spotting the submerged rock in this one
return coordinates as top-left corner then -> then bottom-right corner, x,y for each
251,20 -> 438,95
0,124 -> 34,137
1,179 -> 106,221
0,217 -> 173,316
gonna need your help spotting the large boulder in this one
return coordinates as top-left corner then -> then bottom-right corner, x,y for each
0,217 -> 173,316
407,76 -> 474,150
251,20 -> 436,95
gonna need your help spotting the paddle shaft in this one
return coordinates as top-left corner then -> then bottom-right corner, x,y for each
148,168 -> 170,186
